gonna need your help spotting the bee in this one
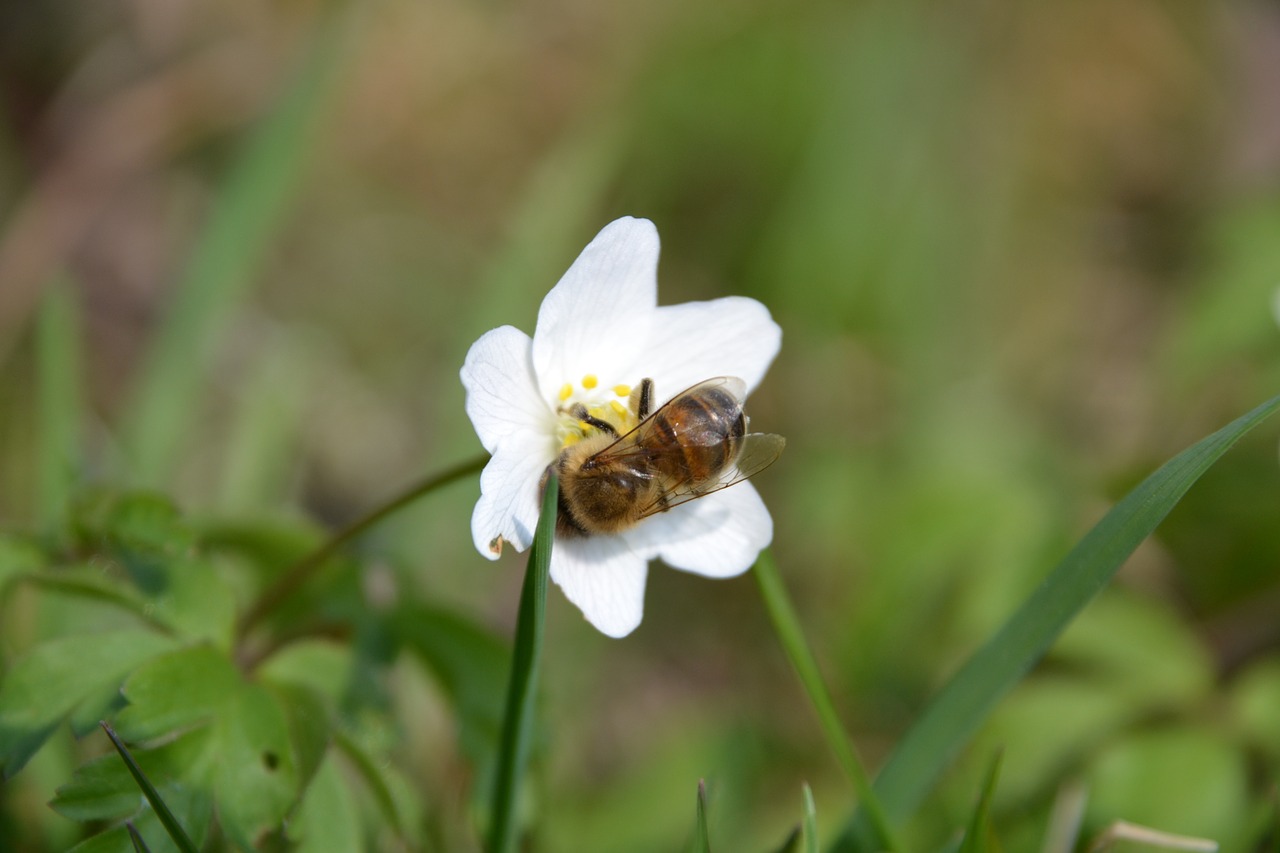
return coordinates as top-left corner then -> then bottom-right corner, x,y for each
550,376 -> 785,538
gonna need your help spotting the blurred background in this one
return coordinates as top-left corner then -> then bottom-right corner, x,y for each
2,0 -> 1280,849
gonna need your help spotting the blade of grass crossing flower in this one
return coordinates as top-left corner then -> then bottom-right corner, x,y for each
835,392 -> 1280,850
486,474 -> 558,853
99,722 -> 198,853
36,277 -> 81,531
126,823 -> 153,853
803,783 -> 819,853
124,14 -> 348,486
693,779 -> 711,853
957,751 -> 1002,853
753,550 -> 900,851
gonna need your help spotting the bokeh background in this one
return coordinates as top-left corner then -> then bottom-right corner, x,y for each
3,0 -> 1280,849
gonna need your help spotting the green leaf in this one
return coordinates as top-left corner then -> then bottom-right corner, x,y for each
51,730 -> 211,823
288,751 -> 362,853
114,646 -> 242,743
267,682 -> 331,796
0,629 -> 177,776
256,639 -> 352,702
210,683 -> 300,849
694,779 -> 711,853
487,473 -> 558,853
957,752 -> 1001,853
394,603 -> 509,766
836,391 -> 1280,848
101,722 -> 199,853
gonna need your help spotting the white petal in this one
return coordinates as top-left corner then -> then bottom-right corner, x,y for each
644,296 -> 781,400
461,325 -> 552,453
549,536 -> 650,637
531,217 -> 659,398
469,436 -> 555,559
626,482 -> 773,578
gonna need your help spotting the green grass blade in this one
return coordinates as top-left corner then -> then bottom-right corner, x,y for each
99,722 -> 198,853
125,822 -> 152,853
694,779 -> 711,853
957,751 -> 1002,853
486,474 -> 558,853
754,550 -> 900,851
803,783 -> 819,853
36,277 -> 81,531
835,392 -> 1280,849
123,16 -> 347,486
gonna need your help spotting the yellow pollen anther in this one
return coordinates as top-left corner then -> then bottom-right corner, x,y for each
610,400 -> 627,418
578,420 -> 591,432
558,383 -> 573,402
582,374 -> 598,389
613,384 -> 631,397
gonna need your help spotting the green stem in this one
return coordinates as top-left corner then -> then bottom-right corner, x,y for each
753,550 -> 901,851
487,474 -> 558,853
236,454 -> 488,639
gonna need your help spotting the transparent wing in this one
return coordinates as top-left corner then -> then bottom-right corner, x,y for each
587,376 -> 748,467
634,432 -> 786,519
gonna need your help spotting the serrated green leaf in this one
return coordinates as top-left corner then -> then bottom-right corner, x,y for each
836,392 -> 1280,849
114,646 -> 242,743
51,731 -> 211,823
101,723 -> 199,853
0,629 -> 177,775
212,683 -> 300,849
333,729 -> 407,837
256,639 -> 352,702
289,751 -> 362,853
266,683 -> 330,796
152,558 -> 236,648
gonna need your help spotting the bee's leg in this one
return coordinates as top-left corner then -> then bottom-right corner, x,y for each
569,403 -> 619,437
630,378 -> 654,420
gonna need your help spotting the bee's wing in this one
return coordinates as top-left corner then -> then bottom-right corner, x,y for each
588,376 -> 749,464
634,432 -> 786,519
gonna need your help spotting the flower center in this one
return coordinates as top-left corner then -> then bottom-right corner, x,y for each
554,373 -> 639,448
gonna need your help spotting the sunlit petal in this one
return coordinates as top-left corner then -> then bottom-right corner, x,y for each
645,296 -> 781,400
470,436 -> 555,559
461,325 -> 552,452
626,483 -> 773,579
531,217 -> 659,398
549,536 -> 650,637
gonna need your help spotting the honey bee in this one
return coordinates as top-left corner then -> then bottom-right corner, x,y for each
550,376 -> 785,537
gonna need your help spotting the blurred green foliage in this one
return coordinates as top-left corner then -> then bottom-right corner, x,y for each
2,0 -> 1280,850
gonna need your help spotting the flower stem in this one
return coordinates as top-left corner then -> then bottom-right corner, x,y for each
236,453 -> 488,640
488,474 -> 558,853
753,549 -> 901,852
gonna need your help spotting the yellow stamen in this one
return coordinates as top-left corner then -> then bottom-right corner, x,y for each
558,383 -> 573,402
578,420 -> 591,432
610,400 -> 627,418
582,374 -> 598,389
613,384 -> 631,397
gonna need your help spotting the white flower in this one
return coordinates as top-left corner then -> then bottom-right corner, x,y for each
460,217 -> 782,637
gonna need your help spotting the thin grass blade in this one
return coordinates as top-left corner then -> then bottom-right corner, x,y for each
693,779 -> 711,853
835,392 -> 1280,849
36,278 -> 81,531
126,822 -> 152,853
754,550 -> 900,851
99,722 -> 197,853
803,783 -> 819,853
486,474 -> 558,853
957,751 -> 1002,853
